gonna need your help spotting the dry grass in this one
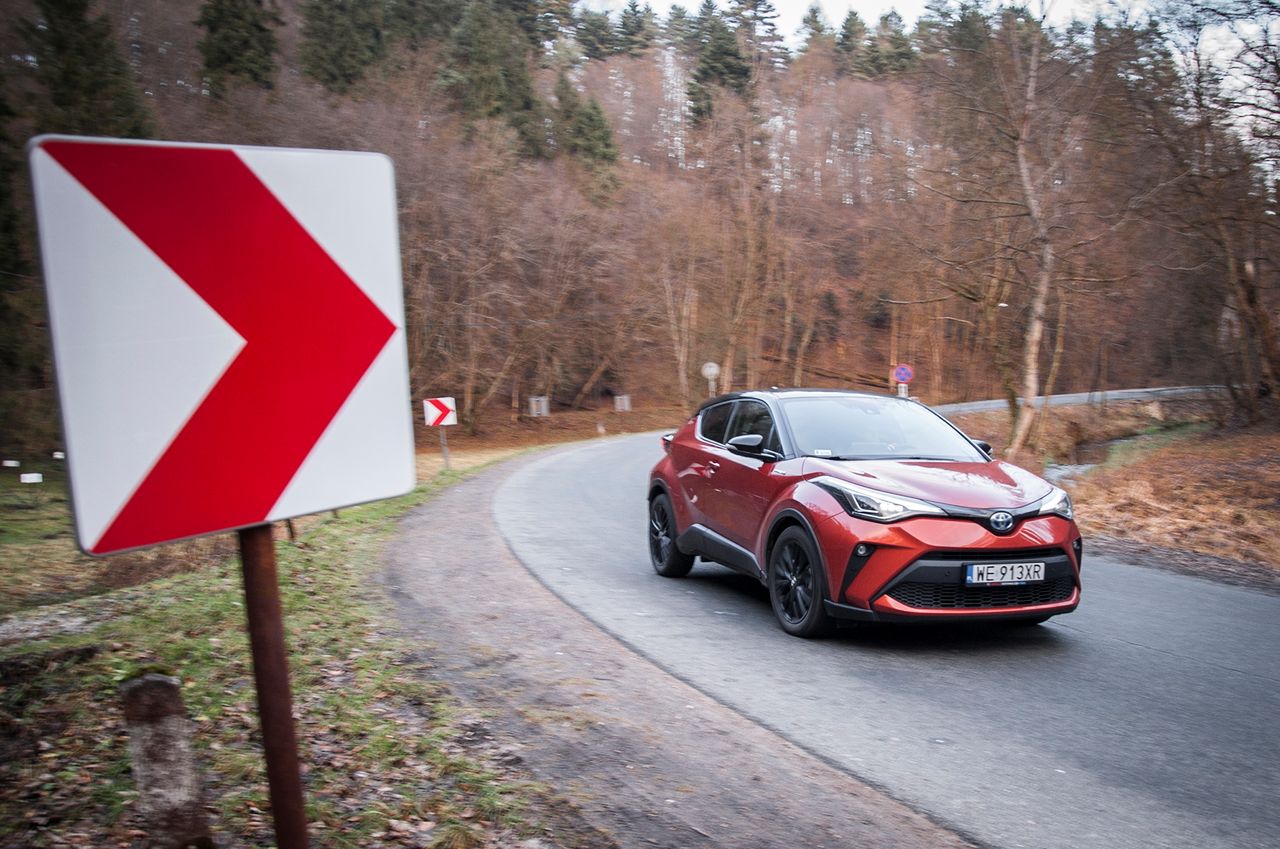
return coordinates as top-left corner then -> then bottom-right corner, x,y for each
950,400 -> 1279,570
946,399 -> 1220,474
1067,428 -> 1280,569
0,447 -> 528,619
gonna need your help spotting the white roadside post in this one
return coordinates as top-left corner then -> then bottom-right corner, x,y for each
701,361 -> 721,398
423,396 -> 458,470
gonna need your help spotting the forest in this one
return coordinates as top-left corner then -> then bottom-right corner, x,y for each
0,0 -> 1277,458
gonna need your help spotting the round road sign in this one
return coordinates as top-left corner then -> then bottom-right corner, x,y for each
893,364 -> 915,384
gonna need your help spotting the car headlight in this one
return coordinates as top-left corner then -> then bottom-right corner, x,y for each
812,475 -> 946,523
1038,487 -> 1073,520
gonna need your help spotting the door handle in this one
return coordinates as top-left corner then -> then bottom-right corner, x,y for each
707,460 -> 720,476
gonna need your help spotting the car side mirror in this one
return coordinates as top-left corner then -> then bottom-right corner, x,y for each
974,440 -> 994,458
727,433 -> 765,455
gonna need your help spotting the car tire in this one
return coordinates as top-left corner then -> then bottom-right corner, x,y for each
768,526 -> 831,638
649,493 -> 694,577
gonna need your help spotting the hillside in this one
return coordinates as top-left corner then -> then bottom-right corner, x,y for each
0,0 -> 1276,457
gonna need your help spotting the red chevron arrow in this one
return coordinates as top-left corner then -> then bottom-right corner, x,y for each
43,141 -> 396,555
425,397 -> 455,427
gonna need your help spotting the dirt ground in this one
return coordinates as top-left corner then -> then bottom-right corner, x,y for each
383,460 -> 977,849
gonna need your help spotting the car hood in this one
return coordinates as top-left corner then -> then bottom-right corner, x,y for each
804,458 -> 1053,510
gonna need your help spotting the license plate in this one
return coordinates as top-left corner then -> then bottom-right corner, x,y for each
965,562 -> 1045,586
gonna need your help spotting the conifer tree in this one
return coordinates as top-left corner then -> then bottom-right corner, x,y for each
572,98 -> 619,164
800,4 -> 829,40
874,11 -> 915,74
577,10 -> 617,60
495,0 -> 545,47
688,14 -> 750,120
692,0 -> 719,50
664,5 -> 695,53
0,88 -> 28,389
18,0 -> 152,137
441,1 -> 545,156
196,0 -> 281,97
0,92 -> 22,284
385,0 -> 462,48
799,3 -> 833,54
728,0 -> 785,73
555,72 -> 618,165
0,84 -> 51,451
554,69 -> 582,123
835,9 -> 867,76
300,0 -> 385,93
617,0 -> 654,57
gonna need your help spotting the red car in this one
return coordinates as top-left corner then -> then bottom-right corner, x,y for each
647,389 -> 1082,636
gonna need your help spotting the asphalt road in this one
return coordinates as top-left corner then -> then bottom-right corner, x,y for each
492,432 -> 1280,849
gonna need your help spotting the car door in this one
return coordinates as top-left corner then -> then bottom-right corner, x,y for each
700,399 -> 788,552
669,399 -> 734,529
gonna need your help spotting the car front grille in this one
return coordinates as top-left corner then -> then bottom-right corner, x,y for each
887,575 -> 1076,609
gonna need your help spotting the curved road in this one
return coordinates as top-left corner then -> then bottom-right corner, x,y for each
493,431 -> 1280,849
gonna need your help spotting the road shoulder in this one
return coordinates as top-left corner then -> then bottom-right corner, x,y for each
381,455 -> 976,849
1088,535 -> 1280,596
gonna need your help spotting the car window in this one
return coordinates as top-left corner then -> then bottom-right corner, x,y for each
782,395 -> 984,461
698,402 -> 734,444
726,400 -> 782,454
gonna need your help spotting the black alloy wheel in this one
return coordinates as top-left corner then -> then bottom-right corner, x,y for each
649,493 -> 694,577
768,526 -> 830,637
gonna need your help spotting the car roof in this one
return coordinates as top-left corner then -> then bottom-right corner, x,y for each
694,388 -> 908,415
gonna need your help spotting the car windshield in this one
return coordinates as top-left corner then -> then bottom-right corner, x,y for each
781,395 -> 985,462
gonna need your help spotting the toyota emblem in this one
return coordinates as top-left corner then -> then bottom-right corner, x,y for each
989,511 -> 1015,533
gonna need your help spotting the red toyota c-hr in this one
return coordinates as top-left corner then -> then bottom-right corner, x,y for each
647,389 -> 1082,636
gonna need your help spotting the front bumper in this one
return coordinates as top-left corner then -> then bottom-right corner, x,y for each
813,513 -> 1082,621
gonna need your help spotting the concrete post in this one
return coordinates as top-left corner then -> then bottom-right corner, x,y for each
120,672 -> 215,849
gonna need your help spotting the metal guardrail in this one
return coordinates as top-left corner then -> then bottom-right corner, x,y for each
933,385 -> 1222,416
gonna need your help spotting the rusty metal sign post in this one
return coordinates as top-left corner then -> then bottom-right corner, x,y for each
239,524 -> 310,849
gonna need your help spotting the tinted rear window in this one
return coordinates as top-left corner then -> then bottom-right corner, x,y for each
698,402 -> 733,444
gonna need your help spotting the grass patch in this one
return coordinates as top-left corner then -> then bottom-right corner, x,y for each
0,457 -> 242,616
1091,422 -> 1214,468
947,399 -> 1220,473
1067,426 -> 1280,569
0,461 -> 72,547
0,457 -> 556,848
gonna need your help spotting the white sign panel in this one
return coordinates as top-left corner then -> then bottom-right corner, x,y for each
29,135 -> 415,555
424,396 -> 458,427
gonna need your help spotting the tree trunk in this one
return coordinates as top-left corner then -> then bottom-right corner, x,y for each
661,268 -> 697,407
1006,36 -> 1053,460
1032,295 -> 1069,450
1007,237 -> 1054,458
572,355 -> 613,409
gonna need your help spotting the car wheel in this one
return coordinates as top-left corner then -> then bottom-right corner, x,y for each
768,527 -> 830,638
649,493 -> 694,577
